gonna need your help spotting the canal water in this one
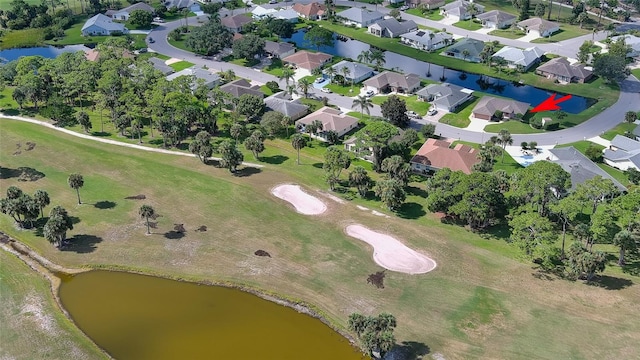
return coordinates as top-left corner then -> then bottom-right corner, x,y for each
284,30 -> 594,113
58,270 -> 368,360
0,45 -> 89,63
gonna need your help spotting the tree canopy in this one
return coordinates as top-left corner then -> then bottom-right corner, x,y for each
186,20 -> 233,56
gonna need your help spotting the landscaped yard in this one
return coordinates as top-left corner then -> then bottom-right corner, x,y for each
453,19 -> 483,31
488,29 -> 526,39
0,28 -> 45,49
531,27 -> 587,43
169,60 -> 195,71
262,59 -> 286,77
452,140 -> 523,174
632,68 -> 640,80
405,8 -> 445,21
600,122 -> 638,141
371,94 -> 431,116
324,83 -> 360,96
439,97 -> 479,128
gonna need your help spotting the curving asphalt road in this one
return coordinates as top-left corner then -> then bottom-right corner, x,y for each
147,2 -> 640,146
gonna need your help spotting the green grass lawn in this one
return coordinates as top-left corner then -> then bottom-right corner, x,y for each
169,60 -> 195,71
325,83 -> 359,96
404,8 -> 445,21
452,140 -> 523,174
0,251 -> 107,359
371,94 -> 431,116
4,119 -> 639,360
260,85 -> 277,96
601,123 -> 638,141
484,120 -> 542,134
262,59 -> 286,77
488,29 -> 526,39
556,140 -> 604,154
168,37 -> 190,51
162,11 -> 196,22
438,97 -> 479,128
632,68 -> 640,80
0,28 -> 45,49
531,27 -> 588,43
453,20 -> 483,31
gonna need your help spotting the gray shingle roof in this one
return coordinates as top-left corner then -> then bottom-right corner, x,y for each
536,57 -> 593,80
416,83 -> 473,109
264,40 -> 295,57
442,0 -> 485,18
82,14 -> 127,32
264,92 -> 309,118
370,18 -> 417,36
445,38 -> 485,57
120,2 -> 155,13
164,0 -> 194,9
492,46 -> 544,68
476,10 -> 516,24
400,30 -> 452,47
336,8 -> 384,24
472,96 -> 530,117
148,57 -> 174,75
549,147 -> 627,191
517,17 -> 559,32
363,71 -> 421,90
220,79 -> 264,97
222,14 -> 253,29
604,135 -> 640,167
330,60 -> 374,79
166,67 -> 220,88
633,126 -> 640,137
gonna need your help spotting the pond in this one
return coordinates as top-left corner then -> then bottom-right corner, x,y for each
0,45 -> 89,63
58,270 -> 368,360
283,30 -> 593,114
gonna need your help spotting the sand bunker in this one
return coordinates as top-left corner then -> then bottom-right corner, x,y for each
345,225 -> 436,275
271,184 -> 327,215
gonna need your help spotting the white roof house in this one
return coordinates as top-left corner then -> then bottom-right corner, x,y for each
400,29 -> 453,51
441,0 -> 485,21
329,60 -> 375,83
367,18 -> 417,38
272,8 -> 300,22
517,17 -> 560,38
166,66 -> 221,89
251,6 -> 277,19
492,46 -> 544,71
603,135 -> 640,171
81,14 -> 128,36
111,2 -> 155,21
611,34 -> 640,58
336,8 -> 384,27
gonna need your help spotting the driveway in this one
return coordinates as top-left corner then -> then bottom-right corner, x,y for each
474,27 -> 493,35
516,32 -> 540,42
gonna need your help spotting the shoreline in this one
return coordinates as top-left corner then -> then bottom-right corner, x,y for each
0,231 -> 365,358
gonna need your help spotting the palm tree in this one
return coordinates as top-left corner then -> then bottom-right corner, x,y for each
286,84 -> 297,97
281,116 -> 293,137
279,68 -> 295,87
494,57 -> 507,74
497,129 -> 513,163
325,67 -> 337,83
33,189 -> 50,219
291,134 -> 307,165
340,66 -> 351,87
352,95 -> 373,120
466,3 -> 479,18
369,49 -> 386,70
298,78 -> 312,98
67,173 -> 84,205
428,32 -> 435,52
139,205 -> 155,235
349,166 -> 371,197
357,50 -> 371,64
462,49 -> 471,61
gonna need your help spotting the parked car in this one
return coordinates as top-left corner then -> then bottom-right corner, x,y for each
321,87 -> 332,93
148,37 -> 155,43
365,90 -> 375,97
269,0 -> 277,3
315,77 -> 324,83
399,5 -> 409,11
427,108 -> 437,116
138,47 -> 148,53
153,17 -> 164,23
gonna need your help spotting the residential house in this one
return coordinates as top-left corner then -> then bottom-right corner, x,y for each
471,96 -> 530,120
264,41 -> 296,59
336,8 -> 384,28
407,0 -> 445,10
251,5 -> 277,19
611,34 -> 640,59
603,135 -> 640,171
410,139 -> 480,174
548,147 -> 627,191
264,92 -> 309,121
164,0 -> 201,12
272,9 -> 300,23
416,83 -> 474,112
219,78 -> 265,98
443,38 -> 485,63
491,46 -> 544,71
81,14 -> 128,36
295,107 -> 359,141
633,126 -> 640,142
363,71 -> 421,94
535,57 -> 593,83
292,2 -> 326,20
400,29 -> 452,51
517,17 -> 560,38
221,14 -> 253,33
368,18 -> 418,38
441,0 -> 485,21
148,57 -> 174,75
475,10 -> 516,29
282,50 -> 332,74
166,66 -> 221,89
329,60 -> 374,83
111,2 -> 154,21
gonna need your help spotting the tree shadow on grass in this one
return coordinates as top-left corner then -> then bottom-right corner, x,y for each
94,201 -> 116,209
205,158 -> 221,167
588,275 -> 633,290
312,162 -> 323,169
0,166 -> 45,181
62,234 -> 102,253
390,341 -> 430,360
396,202 -> 426,219
234,167 -> 262,177
261,155 -> 289,164
622,259 -> 640,277
91,131 -> 112,137
164,231 -> 185,240
405,185 -> 428,198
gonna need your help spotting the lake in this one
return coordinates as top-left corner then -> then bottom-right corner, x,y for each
58,270 -> 368,360
0,45 -> 89,63
283,30 -> 593,114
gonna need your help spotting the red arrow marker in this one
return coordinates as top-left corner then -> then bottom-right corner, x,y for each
531,94 -> 572,113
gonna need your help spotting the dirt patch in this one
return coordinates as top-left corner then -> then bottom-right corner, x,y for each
367,270 -> 386,289
20,293 -> 56,333
125,194 -> 146,200
254,250 -> 271,257
195,225 -> 207,232
345,224 -> 437,275
271,184 -> 327,215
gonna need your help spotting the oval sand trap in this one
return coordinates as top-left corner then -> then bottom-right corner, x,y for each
271,184 -> 327,215
345,225 -> 436,274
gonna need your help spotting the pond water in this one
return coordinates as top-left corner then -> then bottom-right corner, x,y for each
0,45 -> 89,63
58,270 -> 367,360
283,30 -> 593,114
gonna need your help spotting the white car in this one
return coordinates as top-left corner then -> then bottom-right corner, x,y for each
399,5 -> 409,11
315,77 -> 324,83
427,108 -> 438,116
321,88 -> 332,93
365,90 -> 375,97
269,0 -> 277,3
153,17 -> 164,23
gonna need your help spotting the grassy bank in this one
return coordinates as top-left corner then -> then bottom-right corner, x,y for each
2,119 -> 639,359
0,250 -> 106,359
